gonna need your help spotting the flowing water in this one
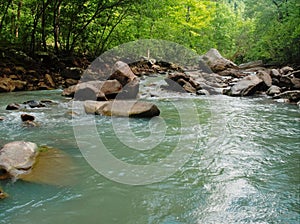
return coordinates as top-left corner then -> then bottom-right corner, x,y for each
0,81 -> 299,223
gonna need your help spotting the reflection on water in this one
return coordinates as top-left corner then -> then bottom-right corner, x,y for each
0,90 -> 299,224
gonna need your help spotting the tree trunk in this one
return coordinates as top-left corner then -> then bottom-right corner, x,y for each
30,7 -> 40,56
15,1 -> 22,38
53,0 -> 62,54
41,0 -> 47,51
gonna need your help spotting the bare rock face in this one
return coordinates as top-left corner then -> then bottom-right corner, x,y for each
200,48 -> 238,73
0,141 -> 38,179
84,100 -> 160,118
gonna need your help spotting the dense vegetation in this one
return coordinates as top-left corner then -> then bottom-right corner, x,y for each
0,0 -> 299,65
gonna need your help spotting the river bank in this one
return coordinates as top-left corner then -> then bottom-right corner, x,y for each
0,48 -> 299,106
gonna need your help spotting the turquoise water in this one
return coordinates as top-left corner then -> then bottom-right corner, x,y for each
0,89 -> 299,224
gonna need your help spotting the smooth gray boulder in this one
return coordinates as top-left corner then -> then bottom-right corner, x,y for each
0,141 -> 38,179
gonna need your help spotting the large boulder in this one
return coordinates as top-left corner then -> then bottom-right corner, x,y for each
256,70 -> 272,88
109,61 -> 140,99
84,100 -> 160,117
200,48 -> 238,73
225,75 -> 263,96
0,141 -> 38,179
62,80 -> 122,100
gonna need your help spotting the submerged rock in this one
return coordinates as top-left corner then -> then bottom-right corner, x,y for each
0,141 -> 38,179
20,146 -> 76,186
0,143 -> 75,186
84,100 -> 160,117
24,100 -> 46,108
21,114 -> 35,122
0,116 -> 4,121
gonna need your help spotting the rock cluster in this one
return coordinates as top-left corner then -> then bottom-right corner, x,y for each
160,48 -> 300,104
0,48 -> 90,92
63,61 -> 160,117
6,100 -> 56,111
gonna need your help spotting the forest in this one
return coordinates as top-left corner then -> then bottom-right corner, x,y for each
0,0 -> 299,65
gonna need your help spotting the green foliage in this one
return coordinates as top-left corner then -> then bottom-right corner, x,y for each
0,0 -> 299,64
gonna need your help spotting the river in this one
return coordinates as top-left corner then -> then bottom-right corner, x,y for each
0,83 -> 299,223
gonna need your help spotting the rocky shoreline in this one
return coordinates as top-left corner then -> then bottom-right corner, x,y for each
1,48 -> 299,105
